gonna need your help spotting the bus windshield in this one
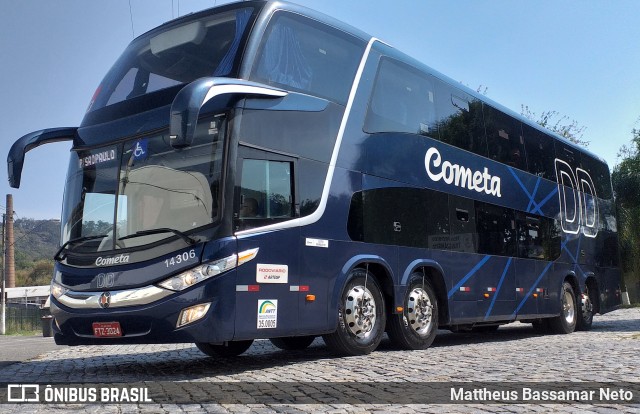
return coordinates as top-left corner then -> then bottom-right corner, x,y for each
61,116 -> 224,252
87,7 -> 254,112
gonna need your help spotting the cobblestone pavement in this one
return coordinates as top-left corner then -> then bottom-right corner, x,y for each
0,308 -> 638,413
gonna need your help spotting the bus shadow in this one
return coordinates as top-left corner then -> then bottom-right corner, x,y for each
4,317 -> 636,383
591,318 -> 640,333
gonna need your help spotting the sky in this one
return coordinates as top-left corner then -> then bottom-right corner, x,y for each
1,0 -> 639,220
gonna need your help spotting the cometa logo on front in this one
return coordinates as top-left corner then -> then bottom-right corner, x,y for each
95,254 -> 130,267
425,147 -> 502,198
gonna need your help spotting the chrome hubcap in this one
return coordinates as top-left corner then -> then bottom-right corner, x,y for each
406,287 -> 434,336
562,289 -> 575,324
344,285 -> 376,339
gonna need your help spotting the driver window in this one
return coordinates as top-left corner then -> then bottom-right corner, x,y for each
239,159 -> 293,225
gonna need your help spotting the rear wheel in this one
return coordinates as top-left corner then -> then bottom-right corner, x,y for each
388,274 -> 438,350
195,340 -> 254,357
576,284 -> 594,331
322,269 -> 386,356
269,335 -> 316,350
548,282 -> 577,334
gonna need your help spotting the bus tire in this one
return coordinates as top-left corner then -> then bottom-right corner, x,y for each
322,269 -> 385,356
269,335 -> 316,350
387,274 -> 438,350
576,285 -> 594,331
548,282 -> 577,334
195,340 -> 253,357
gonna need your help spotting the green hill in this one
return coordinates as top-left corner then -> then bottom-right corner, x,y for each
11,218 -> 60,286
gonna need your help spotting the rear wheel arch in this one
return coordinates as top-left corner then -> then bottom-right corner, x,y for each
402,262 -> 449,326
584,276 -> 600,314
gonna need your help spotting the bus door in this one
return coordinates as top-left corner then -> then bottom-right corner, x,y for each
447,196 -> 482,322
233,147 -> 300,338
514,213 -> 551,318
475,202 -> 517,320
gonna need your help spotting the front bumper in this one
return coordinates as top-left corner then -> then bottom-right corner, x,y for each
51,272 -> 236,346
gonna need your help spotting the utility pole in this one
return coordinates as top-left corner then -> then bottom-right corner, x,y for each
1,212 -> 5,335
5,195 -> 14,289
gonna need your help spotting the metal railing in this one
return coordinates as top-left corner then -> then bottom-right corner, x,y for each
4,305 -> 43,334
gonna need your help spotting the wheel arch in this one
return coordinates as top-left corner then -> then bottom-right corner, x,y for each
583,274 -> 601,314
331,255 -> 395,319
401,259 -> 450,326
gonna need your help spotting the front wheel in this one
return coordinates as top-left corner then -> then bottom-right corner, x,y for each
195,340 -> 254,357
388,274 -> 438,350
548,282 -> 577,334
322,269 -> 386,356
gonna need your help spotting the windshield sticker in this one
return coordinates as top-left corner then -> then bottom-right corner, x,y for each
257,299 -> 277,329
133,139 -> 148,161
80,149 -> 116,168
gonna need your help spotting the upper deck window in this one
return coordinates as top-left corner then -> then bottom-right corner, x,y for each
364,58 -> 437,136
251,12 -> 365,105
87,7 -> 255,113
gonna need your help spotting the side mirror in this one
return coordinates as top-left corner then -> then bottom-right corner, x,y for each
7,127 -> 77,188
169,77 -> 287,149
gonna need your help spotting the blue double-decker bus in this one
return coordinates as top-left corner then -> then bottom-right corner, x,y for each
8,0 -> 621,356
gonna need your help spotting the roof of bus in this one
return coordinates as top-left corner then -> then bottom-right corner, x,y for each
138,0 -> 607,168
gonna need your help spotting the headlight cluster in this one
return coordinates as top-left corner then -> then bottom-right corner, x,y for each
158,248 -> 258,292
51,280 -> 68,299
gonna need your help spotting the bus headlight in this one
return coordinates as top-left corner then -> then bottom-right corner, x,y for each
51,280 -> 68,299
158,248 -> 258,292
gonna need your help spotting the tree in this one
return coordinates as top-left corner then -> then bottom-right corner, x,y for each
521,105 -> 589,147
612,119 -> 640,302
16,260 -> 54,287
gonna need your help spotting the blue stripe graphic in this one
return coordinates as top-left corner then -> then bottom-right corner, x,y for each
485,257 -> 512,320
511,261 -> 554,318
507,167 -> 558,215
448,255 -> 491,298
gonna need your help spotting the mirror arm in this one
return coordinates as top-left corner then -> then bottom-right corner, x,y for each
7,127 -> 77,188
169,77 -> 286,148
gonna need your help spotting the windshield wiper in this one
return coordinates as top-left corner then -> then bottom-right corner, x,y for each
54,234 -> 108,261
119,228 -> 196,245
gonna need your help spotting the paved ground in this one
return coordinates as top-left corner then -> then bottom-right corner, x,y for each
0,336 -> 59,369
0,308 -> 638,413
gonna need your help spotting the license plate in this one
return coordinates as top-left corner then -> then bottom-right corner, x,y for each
92,321 -> 122,337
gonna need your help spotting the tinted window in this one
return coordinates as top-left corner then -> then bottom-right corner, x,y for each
347,187 -> 449,248
516,213 -> 561,260
434,81 -> 487,157
364,58 -> 437,137
449,196 -> 477,253
555,142 -> 580,170
484,105 -> 526,171
252,12 -> 365,105
90,8 -> 254,112
476,202 -> 516,256
581,154 -> 613,200
298,159 -> 327,217
522,123 -> 556,181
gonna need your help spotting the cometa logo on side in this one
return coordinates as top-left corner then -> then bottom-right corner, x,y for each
425,147 -> 502,197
